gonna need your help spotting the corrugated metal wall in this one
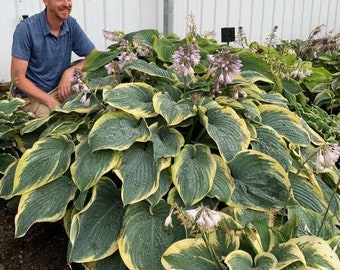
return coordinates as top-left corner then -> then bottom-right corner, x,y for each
1,0 -> 339,82
171,0 -> 340,43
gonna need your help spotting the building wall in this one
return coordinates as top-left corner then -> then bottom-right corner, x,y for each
1,0 -> 339,82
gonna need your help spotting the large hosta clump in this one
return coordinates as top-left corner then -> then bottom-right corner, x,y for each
1,28 -> 340,270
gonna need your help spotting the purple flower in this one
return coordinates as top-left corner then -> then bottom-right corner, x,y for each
102,29 -> 124,43
171,44 -> 201,78
133,36 -> 153,58
207,49 -> 242,97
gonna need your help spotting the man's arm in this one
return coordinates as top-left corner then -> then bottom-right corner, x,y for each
57,49 -> 96,100
11,56 -> 61,110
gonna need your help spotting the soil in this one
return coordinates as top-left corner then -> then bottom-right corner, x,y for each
0,199 -> 84,270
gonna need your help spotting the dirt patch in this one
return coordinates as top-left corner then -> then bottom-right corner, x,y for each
0,199 -> 84,270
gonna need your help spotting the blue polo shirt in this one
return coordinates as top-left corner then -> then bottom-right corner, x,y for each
12,9 -> 95,95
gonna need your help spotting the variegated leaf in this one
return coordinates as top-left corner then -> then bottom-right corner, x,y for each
103,82 -> 158,119
15,175 -> 77,237
119,201 -> 186,270
88,111 -> 150,151
171,143 -> 216,206
13,135 -> 74,195
69,179 -> 123,263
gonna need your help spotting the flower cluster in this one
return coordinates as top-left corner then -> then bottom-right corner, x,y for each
165,206 -> 222,233
315,143 -> 340,172
265,25 -> 281,48
185,207 -> 222,232
102,29 -> 124,43
207,48 -> 242,97
170,43 -> 201,78
105,51 -> 137,75
70,68 -> 91,106
235,26 -> 247,48
132,36 -> 153,58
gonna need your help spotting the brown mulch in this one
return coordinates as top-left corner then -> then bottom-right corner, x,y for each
0,199 -> 84,270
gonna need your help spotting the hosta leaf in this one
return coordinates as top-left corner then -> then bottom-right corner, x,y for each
251,125 -> 292,172
124,29 -> 160,46
240,70 -> 274,85
56,93 -> 102,114
153,36 -> 181,62
286,235 -> 340,269
149,123 -> 185,159
20,116 -> 52,135
103,82 -> 157,119
114,143 -> 165,205
328,236 -> 340,259
229,150 -> 290,211
13,135 -> 74,195
88,111 -> 150,151
122,59 -> 174,81
224,250 -> 253,269
83,251 -> 128,270
243,221 -> 277,253
199,103 -> 251,161
69,179 -> 123,263
70,139 -> 119,191
0,98 -> 25,116
147,169 -> 172,207
289,173 -> 326,214
271,242 -> 306,270
234,208 -> 273,227
118,201 -> 186,270
0,153 -> 16,174
84,50 -> 119,72
225,251 -> 277,270
208,154 -> 234,203
287,199 -> 338,239
171,144 -> 216,206
153,92 -> 196,126
259,104 -> 310,145
162,238 -> 220,270
15,176 -> 76,237
0,161 -> 17,199
40,115 -> 83,138
238,51 -> 282,92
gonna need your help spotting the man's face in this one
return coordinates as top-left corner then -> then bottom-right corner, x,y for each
44,0 -> 72,21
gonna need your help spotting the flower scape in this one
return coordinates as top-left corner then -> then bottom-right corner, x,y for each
0,22 -> 340,270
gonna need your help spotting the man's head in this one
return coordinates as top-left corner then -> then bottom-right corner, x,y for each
43,0 -> 72,22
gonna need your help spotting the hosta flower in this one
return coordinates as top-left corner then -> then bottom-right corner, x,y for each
207,48 -> 242,97
185,206 -> 221,232
171,43 -> 201,78
102,29 -> 124,43
133,36 -> 153,58
316,143 -> 340,172
117,51 -> 137,67
290,68 -> 312,79
70,69 -> 91,107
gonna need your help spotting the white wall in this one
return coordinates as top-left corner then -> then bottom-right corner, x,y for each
171,0 -> 340,43
1,0 -> 339,82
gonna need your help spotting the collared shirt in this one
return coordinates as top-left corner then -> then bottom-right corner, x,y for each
11,9 -> 95,95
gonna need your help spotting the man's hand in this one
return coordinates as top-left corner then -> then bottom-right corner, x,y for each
58,68 -> 74,100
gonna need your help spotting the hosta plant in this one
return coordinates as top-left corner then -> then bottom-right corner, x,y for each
1,26 -> 340,270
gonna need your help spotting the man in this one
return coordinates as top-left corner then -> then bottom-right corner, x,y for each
11,0 -> 95,117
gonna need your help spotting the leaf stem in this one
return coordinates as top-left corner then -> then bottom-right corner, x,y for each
317,169 -> 340,236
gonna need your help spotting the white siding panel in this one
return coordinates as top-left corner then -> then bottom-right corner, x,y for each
171,0 -> 340,43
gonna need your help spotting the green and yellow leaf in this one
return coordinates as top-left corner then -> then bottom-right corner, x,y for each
15,176 -> 77,237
